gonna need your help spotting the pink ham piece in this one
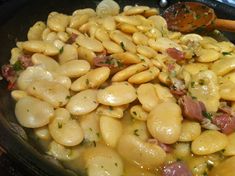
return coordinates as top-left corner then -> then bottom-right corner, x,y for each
212,113 -> 235,135
66,33 -> 78,44
166,48 -> 185,61
179,95 -> 206,121
94,55 -> 114,68
18,55 -> 33,68
162,162 -> 193,176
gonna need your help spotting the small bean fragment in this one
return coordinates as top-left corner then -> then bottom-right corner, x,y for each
11,90 -> 28,101
178,121 -> 201,142
96,105 -> 126,119
130,105 -> 148,121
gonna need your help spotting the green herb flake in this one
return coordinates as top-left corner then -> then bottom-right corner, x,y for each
66,95 -> 71,100
202,111 -> 213,120
120,42 -> 126,51
89,128 -> 93,132
86,79 -> 89,86
59,47 -> 64,54
202,172 -> 208,176
96,132 -> 100,138
13,60 -> 23,71
132,111 -> 137,116
115,162 -> 118,167
222,51 -> 232,56
58,122 -> 63,129
206,161 -> 214,171
198,79 -> 205,85
93,141 -> 96,147
109,106 -> 113,111
134,129 -> 139,136
190,81 -> 195,88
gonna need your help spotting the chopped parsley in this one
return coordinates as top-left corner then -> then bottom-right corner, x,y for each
222,51 -> 232,56
190,81 -> 195,88
13,60 -> 23,71
202,111 -> 213,120
86,79 -> 89,86
109,106 -> 113,111
59,47 -> 64,54
134,129 -> 139,136
198,79 -> 205,85
66,95 -> 71,100
120,42 -> 126,51
58,122 -> 63,129
132,111 -> 137,116
115,162 -> 118,167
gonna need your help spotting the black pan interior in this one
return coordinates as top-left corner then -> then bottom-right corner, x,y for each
0,0 -> 235,175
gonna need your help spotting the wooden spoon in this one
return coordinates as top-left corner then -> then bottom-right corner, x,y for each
162,2 -> 235,33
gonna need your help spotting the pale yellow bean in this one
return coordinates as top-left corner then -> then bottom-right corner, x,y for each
47,12 -> 70,32
218,41 -> 234,53
10,47 -> 23,64
100,115 -> 122,147
72,8 -> 96,16
183,63 -> 208,75
224,132 -> 235,156
87,67 -> 110,88
84,145 -> 123,176
219,79 -> 235,101
147,102 -> 182,144
27,21 -> 46,41
95,28 -> 110,42
34,126 -> 51,140
32,53 -> 59,72
101,16 -> 116,31
58,44 -> 78,64
66,89 -> 99,115
97,82 -> 137,106
27,80 -> 70,108
111,52 -> 140,64
209,156 -> 235,176
118,23 -> 138,34
143,8 -> 159,17
44,31 -> 58,42
128,66 -> 160,84
96,0 -> 120,17
70,14 -> 90,29
102,40 -> 123,53
174,142 -> 191,158
137,83 -> 160,112
66,27 -> 82,35
76,35 -> 104,52
53,74 -> 72,89
132,32 -> 148,45
49,108 -> 84,146
112,62 -> 149,82
136,45 -> 157,58
148,15 -> 168,32
191,130 -> 228,155
57,31 -> 69,42
96,105 -> 125,119
158,72 -> 172,85
180,33 -> 203,43
42,28 -> 51,41
22,41 -> 59,56
130,105 -> 148,121
53,39 -> 65,50
117,134 -> 166,169
145,28 -> 162,39
15,96 -> 54,128
79,112 -> 100,142
115,15 -> 142,26
154,84 -> 175,103
77,46 -> 96,65
110,30 -> 136,53
11,90 -> 28,101
196,48 -> 220,62
178,121 -> 201,142
148,37 -> 182,53
17,66 -> 54,90
58,60 -> 90,78
211,57 -> 235,76
124,6 -> 150,15
70,74 -> 89,92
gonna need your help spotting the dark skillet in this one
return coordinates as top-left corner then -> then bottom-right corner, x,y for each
0,0 -> 234,175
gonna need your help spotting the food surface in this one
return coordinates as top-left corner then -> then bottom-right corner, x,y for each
1,0 -> 235,175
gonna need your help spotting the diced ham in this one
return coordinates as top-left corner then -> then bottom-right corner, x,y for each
170,85 -> 187,97
148,139 -> 173,153
66,33 -> 78,44
166,48 -> 185,61
18,55 -> 33,68
94,55 -> 113,68
1,64 -> 17,90
179,95 -> 206,121
212,113 -> 235,134
162,162 -> 193,176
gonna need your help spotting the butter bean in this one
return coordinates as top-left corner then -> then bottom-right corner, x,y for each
136,45 -> 157,58
211,57 -> 235,76
178,121 -> 201,142
130,105 -> 148,121
147,102 -> 182,144
66,89 -> 99,115
49,108 -> 84,146
132,32 -> 148,45
47,12 -> 70,32
128,66 -> 159,84
70,14 -> 90,29
15,96 -> 54,128
76,35 -> 104,52
11,90 -> 28,101
112,62 -> 149,82
118,23 -> 138,34
137,83 -> 159,112
77,46 -> 96,65
191,130 -> 228,155
27,80 -> 70,108
96,105 -> 126,119
97,82 -> 137,106
100,115 -> 122,147
112,52 -> 140,64
196,48 -> 220,62
95,28 -> 110,42
58,44 -> 78,64
102,40 -> 123,53
58,60 -> 90,78
224,132 -> 235,156
27,21 -> 46,41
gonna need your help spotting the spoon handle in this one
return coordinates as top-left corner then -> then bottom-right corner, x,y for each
215,18 -> 235,32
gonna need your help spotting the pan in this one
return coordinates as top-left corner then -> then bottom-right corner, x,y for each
0,0 -> 234,175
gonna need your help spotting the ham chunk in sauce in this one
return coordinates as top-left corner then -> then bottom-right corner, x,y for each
162,161 -> 192,176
